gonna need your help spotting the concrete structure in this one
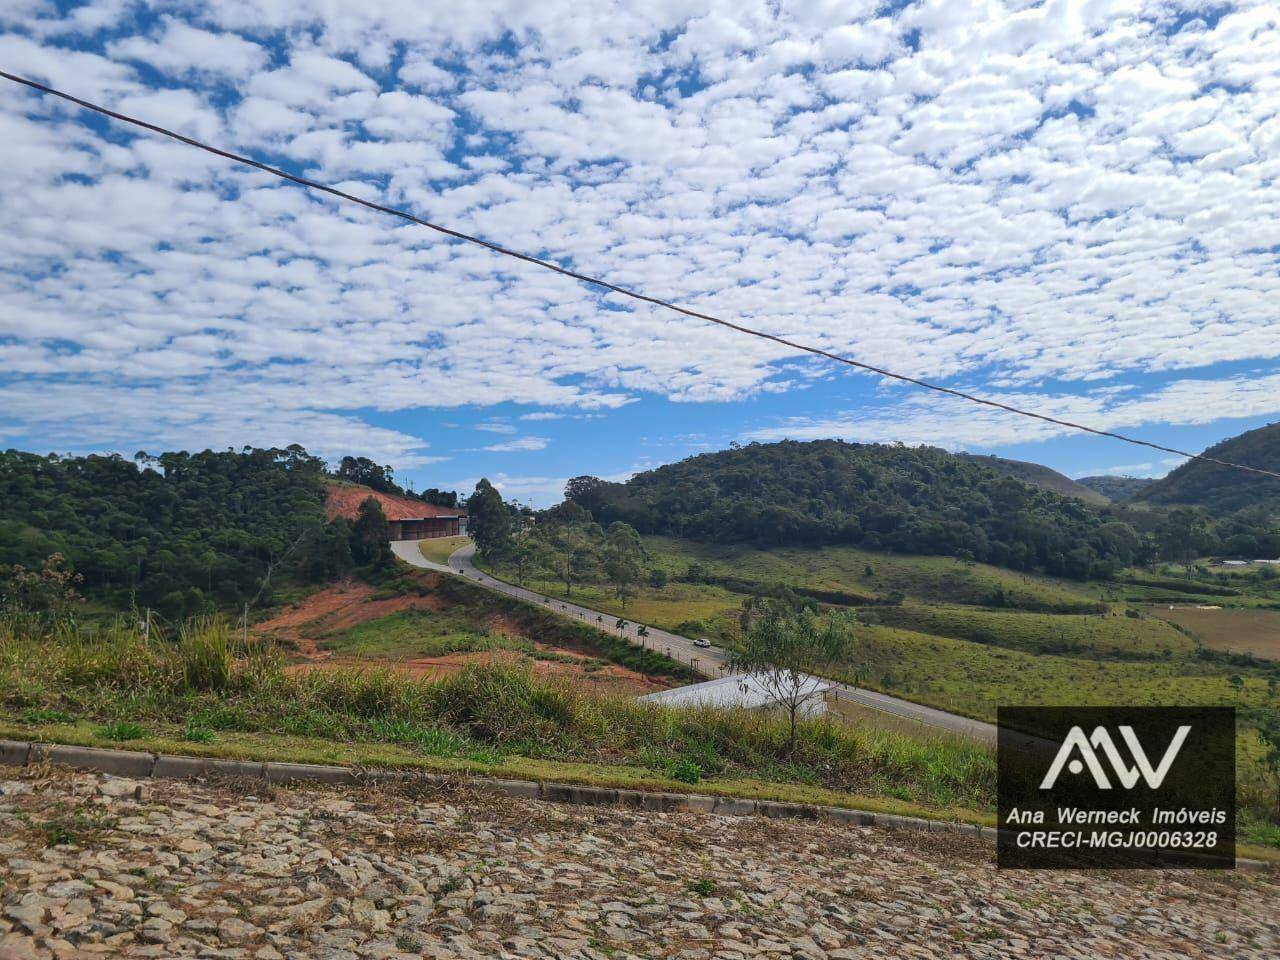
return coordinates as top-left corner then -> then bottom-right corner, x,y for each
639,673 -> 833,715
387,511 -> 465,540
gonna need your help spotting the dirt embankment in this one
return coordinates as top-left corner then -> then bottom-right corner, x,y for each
253,577 -> 443,660
254,576 -> 673,696
323,482 -> 459,522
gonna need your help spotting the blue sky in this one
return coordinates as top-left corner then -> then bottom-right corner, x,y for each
2,1 -> 1280,504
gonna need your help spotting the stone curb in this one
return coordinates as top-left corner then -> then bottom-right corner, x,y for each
1,739 -> 1270,871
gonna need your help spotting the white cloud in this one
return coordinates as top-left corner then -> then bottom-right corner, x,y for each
108,18 -> 267,80
474,421 -> 517,434
3,0 -> 1280,460
483,436 -> 551,452
745,371 -> 1280,451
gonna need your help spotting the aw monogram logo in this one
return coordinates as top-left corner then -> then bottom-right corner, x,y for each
997,707 -> 1235,869
1039,724 -> 1192,790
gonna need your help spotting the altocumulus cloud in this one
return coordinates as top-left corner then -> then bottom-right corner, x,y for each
1,1 -> 1280,465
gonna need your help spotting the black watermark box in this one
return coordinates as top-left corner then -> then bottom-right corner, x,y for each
997,706 -> 1235,869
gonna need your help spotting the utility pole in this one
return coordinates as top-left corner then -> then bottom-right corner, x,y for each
143,608 -> 151,643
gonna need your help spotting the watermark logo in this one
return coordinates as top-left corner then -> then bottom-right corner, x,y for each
1039,724 -> 1191,790
998,707 -> 1234,869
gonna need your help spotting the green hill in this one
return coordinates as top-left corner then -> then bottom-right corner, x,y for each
0,446 -> 377,619
1135,423 -> 1280,514
567,440 -> 1145,579
1075,475 -> 1154,501
955,453 -> 1109,504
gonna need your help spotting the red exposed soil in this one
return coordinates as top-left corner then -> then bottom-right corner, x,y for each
256,576 -> 675,696
324,482 -> 462,522
253,577 -> 444,660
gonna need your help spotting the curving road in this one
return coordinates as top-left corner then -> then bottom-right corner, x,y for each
392,539 -> 998,743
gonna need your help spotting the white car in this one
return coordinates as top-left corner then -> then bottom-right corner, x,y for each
693,638 -> 712,649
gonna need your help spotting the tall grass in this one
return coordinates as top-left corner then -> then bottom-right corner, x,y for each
0,615 -> 998,811
3,615 -> 995,809
8,615 -> 1272,839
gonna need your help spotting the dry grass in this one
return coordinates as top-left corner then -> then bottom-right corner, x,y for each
418,536 -> 469,565
1148,606 -> 1280,660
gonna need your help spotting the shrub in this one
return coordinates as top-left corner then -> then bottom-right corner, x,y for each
668,758 -> 702,784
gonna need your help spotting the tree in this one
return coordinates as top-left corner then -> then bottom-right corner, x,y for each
1158,509 -> 1211,579
337,456 -> 397,493
1227,674 -> 1245,700
0,553 -> 83,630
350,497 -> 393,569
508,538 -> 535,586
726,607 -> 855,757
637,624 -> 650,647
603,522 -> 644,607
538,501 -> 599,596
467,479 -> 512,562
419,487 -> 459,508
564,475 -> 609,516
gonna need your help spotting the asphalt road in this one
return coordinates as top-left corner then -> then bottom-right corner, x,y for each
392,538 -> 998,744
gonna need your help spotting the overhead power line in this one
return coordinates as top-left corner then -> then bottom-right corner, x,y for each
4,69 -> 1279,483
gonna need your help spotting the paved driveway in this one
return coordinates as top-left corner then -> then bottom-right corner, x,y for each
392,539 -> 997,743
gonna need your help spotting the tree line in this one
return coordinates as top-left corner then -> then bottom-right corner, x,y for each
335,455 -> 461,508
558,440 -> 1280,580
466,480 -> 649,605
0,446 -> 401,619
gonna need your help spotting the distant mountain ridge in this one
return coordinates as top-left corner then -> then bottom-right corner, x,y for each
954,453 -> 1110,505
566,439 -> 1144,579
1135,422 -> 1280,513
1076,475 -> 1155,501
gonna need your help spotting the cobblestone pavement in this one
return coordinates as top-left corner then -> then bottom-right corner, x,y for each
0,768 -> 1275,959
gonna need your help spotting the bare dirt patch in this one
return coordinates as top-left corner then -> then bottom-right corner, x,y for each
254,576 -> 446,659
1148,605 -> 1280,659
259,577 -> 675,695
324,481 -> 455,521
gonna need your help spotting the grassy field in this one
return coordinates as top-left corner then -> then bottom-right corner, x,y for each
640,538 -> 1106,613
481,534 -> 1280,850
1148,606 -> 1280,660
490,538 -> 1280,715
840,623 -> 1273,719
326,608 -> 524,659
4,615 -> 1276,851
263,567 -> 698,684
0,617 -> 996,820
868,603 -> 1196,660
417,535 -> 468,564
0,718 -> 992,824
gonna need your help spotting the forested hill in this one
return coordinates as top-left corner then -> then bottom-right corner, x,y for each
1134,423 -> 1280,514
0,446 -> 359,618
955,453 -> 1109,504
1076,475 -> 1154,501
565,440 -> 1146,579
